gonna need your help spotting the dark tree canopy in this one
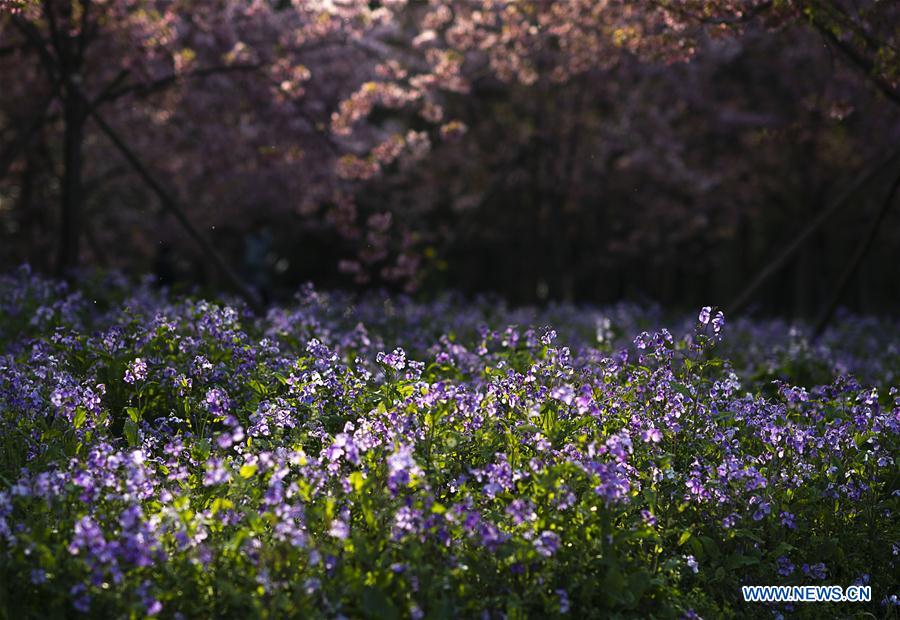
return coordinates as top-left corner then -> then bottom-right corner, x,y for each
1,0 -> 899,315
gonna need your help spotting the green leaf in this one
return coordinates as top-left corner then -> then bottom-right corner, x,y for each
677,530 -> 692,546
239,464 -> 258,479
248,379 -> 268,396
192,439 -> 211,462
671,382 -> 694,400
210,498 -> 234,514
733,529 -> 764,543
73,407 -> 87,429
125,407 -> 140,423
124,419 -> 139,447
726,553 -> 760,569
604,563 -> 626,599
773,541 -> 795,556
361,586 -> 399,620
226,530 -> 248,553
700,535 -> 721,559
688,536 -> 703,557
349,471 -> 365,492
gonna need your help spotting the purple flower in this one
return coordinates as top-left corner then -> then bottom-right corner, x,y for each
506,499 -> 536,525
711,311 -> 725,334
604,431 -> 633,463
540,329 -> 557,346
750,497 -> 771,521
574,384 -> 596,415
551,384 -> 575,405
68,516 -> 106,558
204,388 -> 230,415
477,521 -> 509,551
686,477 -> 704,496
776,556 -> 794,576
191,355 -> 213,379
387,444 -> 421,494
593,461 -> 632,505
698,306 -> 712,325
641,427 -> 662,443
779,511 -> 796,529
124,357 -> 147,384
684,554 -> 699,573
70,584 -> 91,613
138,581 -> 163,616
326,433 -> 360,465
802,562 -> 827,580
119,504 -> 143,529
634,331 -> 651,350
303,578 -> 321,595
555,490 -> 576,511
376,348 -> 407,371
173,373 -> 192,397
534,530 -> 560,557
329,519 -> 350,540
556,589 -> 570,614
203,457 -> 231,486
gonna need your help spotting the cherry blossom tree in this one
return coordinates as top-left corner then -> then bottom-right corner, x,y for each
2,0 -> 898,311
1,0 -> 382,285
328,0 -> 899,303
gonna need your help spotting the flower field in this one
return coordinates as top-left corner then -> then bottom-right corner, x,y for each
0,267 -> 897,619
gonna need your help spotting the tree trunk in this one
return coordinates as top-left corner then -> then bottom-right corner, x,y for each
57,96 -> 84,276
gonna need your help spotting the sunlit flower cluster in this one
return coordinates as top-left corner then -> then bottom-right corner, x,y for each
0,266 -> 897,617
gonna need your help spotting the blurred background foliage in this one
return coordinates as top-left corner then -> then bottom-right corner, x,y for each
1,0 -> 899,316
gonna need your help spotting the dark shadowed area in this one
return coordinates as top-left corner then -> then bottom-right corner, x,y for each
1,0 -> 899,318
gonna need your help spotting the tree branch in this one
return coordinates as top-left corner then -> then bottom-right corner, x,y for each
728,147 -> 900,315
0,91 -> 54,181
41,0 -> 65,73
807,12 -> 900,108
12,13 -> 61,83
76,0 -> 92,64
813,165 -> 900,337
99,63 -> 262,104
83,99 -> 263,311
11,13 -> 262,311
